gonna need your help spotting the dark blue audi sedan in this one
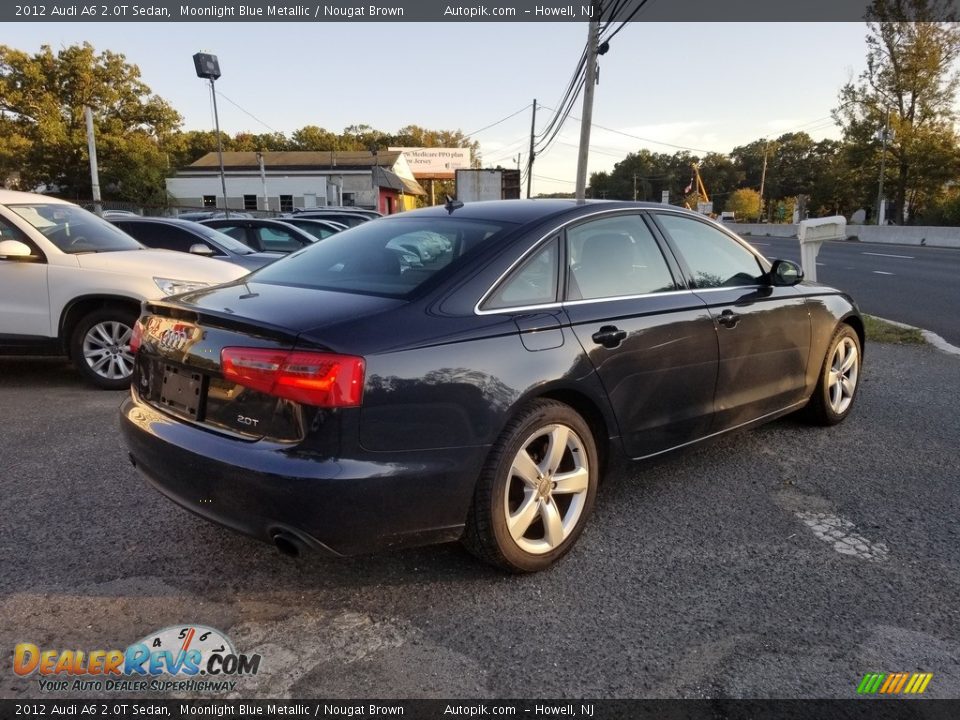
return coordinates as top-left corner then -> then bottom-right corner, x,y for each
120,200 -> 864,572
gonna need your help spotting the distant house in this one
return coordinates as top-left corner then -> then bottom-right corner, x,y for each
165,150 -> 426,214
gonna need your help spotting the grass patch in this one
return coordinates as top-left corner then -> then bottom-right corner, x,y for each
863,314 -> 926,344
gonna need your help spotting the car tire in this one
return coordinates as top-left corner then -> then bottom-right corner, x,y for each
70,307 -> 138,390
464,400 -> 599,573
804,323 -> 862,426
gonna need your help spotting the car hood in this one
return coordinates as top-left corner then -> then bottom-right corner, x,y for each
75,249 -> 248,283
169,281 -> 404,336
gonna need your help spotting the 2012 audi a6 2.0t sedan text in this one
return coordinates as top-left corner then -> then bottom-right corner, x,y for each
120,200 -> 864,572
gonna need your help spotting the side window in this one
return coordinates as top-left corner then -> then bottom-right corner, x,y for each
566,214 -> 677,300
135,225 -> 202,253
484,239 -> 559,310
215,225 -> 249,245
656,214 -> 765,289
255,227 -> 302,253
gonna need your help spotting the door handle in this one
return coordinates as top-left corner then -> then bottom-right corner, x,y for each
717,309 -> 741,328
592,325 -> 627,348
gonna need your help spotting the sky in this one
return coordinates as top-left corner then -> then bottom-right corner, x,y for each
5,21 -> 871,195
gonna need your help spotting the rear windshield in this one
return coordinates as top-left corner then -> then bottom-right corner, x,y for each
9,203 -> 143,254
251,216 -> 514,297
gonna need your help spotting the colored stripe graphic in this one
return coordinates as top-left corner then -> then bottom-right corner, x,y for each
857,672 -> 933,694
858,673 -> 886,694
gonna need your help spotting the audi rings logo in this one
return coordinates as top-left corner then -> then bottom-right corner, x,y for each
158,326 -> 193,352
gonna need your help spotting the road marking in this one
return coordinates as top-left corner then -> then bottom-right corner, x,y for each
795,512 -> 889,562
873,270 -> 895,275
862,252 -> 914,259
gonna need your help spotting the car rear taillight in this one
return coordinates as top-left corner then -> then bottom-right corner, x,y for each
129,318 -> 146,354
220,347 -> 365,407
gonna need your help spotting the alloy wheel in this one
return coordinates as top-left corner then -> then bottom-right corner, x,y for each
827,336 -> 859,415
83,320 -> 134,381
503,423 -> 590,555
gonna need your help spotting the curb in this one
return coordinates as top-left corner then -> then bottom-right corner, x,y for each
869,315 -> 960,358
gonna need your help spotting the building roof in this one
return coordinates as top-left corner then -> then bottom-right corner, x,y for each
372,165 -> 426,196
184,151 -> 404,172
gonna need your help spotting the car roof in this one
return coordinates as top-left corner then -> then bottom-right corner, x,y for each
0,189 -> 73,205
393,199 -> 672,224
108,216 -> 204,229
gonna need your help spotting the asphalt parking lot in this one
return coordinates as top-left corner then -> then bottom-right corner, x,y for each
1,342 -> 958,700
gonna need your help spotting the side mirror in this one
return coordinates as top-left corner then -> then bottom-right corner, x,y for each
188,243 -> 215,256
770,258 -> 804,286
0,239 -> 37,261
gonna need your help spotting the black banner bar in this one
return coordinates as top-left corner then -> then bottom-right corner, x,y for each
1,699 -> 958,720
5,0 -> 956,24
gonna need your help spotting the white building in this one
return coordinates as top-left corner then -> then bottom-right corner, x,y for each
165,150 -> 424,214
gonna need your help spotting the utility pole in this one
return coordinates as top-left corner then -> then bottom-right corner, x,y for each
575,8 -> 601,204
633,173 -> 638,201
526,99 -> 537,199
876,107 -> 891,225
84,106 -> 102,215
758,142 -> 768,222
257,151 -> 269,213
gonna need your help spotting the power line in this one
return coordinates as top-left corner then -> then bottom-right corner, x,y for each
534,174 -> 577,184
601,0 -> 651,44
539,103 -> 720,154
464,104 -> 533,138
215,90 -> 280,134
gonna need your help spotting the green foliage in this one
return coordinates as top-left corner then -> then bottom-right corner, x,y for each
726,188 -> 762,221
834,0 -> 960,223
0,42 -> 182,204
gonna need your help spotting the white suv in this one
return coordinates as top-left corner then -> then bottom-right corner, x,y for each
0,190 -> 248,389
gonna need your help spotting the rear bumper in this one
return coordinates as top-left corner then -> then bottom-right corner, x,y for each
120,393 -> 487,556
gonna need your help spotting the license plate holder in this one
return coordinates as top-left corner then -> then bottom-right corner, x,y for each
159,365 -> 203,419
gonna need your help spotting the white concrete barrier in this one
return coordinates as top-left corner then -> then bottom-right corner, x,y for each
798,216 -> 846,282
727,222 -> 960,249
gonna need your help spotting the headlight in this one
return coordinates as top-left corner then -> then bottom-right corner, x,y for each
154,277 -> 210,296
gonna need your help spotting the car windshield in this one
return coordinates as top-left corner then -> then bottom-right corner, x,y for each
251,216 -> 514,298
9,203 -> 143,254
188,223 -> 254,254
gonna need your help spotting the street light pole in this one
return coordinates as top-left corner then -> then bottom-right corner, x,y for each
193,53 -> 228,219
209,78 -> 229,219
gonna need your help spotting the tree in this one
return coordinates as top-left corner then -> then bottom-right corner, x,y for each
0,42 -> 181,204
834,0 -> 960,223
726,188 -> 762,222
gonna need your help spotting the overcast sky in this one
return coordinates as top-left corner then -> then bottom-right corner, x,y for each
7,22 -> 871,194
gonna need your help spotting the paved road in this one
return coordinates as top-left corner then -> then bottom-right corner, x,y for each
1,351 -> 958,700
745,235 -> 960,346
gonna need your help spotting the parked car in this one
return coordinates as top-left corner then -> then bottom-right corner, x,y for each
121,200 -> 864,572
277,217 -> 346,241
284,211 -> 371,228
199,218 -> 318,253
292,206 -> 382,219
0,190 -> 247,389
177,210 -> 254,222
108,217 -> 282,271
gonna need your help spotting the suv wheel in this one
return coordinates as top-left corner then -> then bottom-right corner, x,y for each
70,307 -> 138,390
